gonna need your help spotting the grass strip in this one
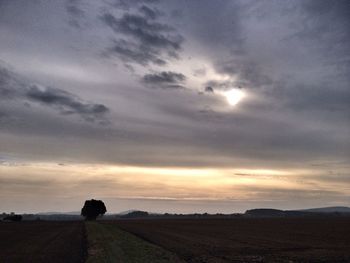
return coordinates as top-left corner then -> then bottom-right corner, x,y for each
85,221 -> 184,263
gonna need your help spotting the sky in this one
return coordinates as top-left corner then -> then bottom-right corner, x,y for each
0,0 -> 349,214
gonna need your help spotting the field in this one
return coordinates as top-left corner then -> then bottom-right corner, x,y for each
85,221 -> 183,263
1,218 -> 350,263
115,217 -> 350,263
0,221 -> 85,263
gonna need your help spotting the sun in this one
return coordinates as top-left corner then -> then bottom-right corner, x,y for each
223,89 -> 245,106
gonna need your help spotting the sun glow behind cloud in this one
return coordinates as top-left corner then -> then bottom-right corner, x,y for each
223,89 -> 245,106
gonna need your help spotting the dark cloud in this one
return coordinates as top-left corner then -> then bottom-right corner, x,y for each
26,85 -> 109,122
65,0 -> 85,28
109,0 -> 160,10
0,64 -> 110,123
142,71 -> 186,89
102,12 -> 182,48
0,66 -> 20,98
204,86 -> 214,93
214,59 -> 272,89
203,80 -> 240,91
143,71 -> 185,84
101,10 -> 183,66
107,39 -> 166,66
138,5 -> 162,20
66,0 -> 84,16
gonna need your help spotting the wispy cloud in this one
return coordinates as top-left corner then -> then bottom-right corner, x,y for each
101,5 -> 183,66
0,64 -> 110,123
142,71 -> 186,89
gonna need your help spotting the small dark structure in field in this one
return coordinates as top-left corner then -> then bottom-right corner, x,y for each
81,199 -> 106,220
3,214 -> 22,222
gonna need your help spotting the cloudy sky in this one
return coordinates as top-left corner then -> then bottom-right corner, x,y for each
0,0 -> 349,213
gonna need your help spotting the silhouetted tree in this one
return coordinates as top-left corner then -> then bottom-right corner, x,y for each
81,199 -> 107,220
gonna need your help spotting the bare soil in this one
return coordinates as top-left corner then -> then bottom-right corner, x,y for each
0,221 -> 85,263
115,217 -> 350,263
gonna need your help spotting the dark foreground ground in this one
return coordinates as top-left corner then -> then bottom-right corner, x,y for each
1,218 -> 350,262
115,217 -> 350,263
0,221 -> 85,263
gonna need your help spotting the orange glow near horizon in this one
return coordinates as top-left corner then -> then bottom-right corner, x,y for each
1,162 -> 348,203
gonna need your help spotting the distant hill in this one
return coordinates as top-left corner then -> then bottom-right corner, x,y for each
119,210 -> 149,219
116,209 -> 140,215
245,209 -> 285,217
298,206 -> 350,213
245,207 -> 350,218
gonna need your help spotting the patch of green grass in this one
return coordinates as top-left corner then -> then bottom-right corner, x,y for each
85,222 -> 184,263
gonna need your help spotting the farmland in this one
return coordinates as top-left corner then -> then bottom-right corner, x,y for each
115,217 -> 350,263
0,221 -> 85,263
1,217 -> 350,262
85,221 -> 183,263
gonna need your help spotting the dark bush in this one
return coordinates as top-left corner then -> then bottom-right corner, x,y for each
4,214 -> 22,221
